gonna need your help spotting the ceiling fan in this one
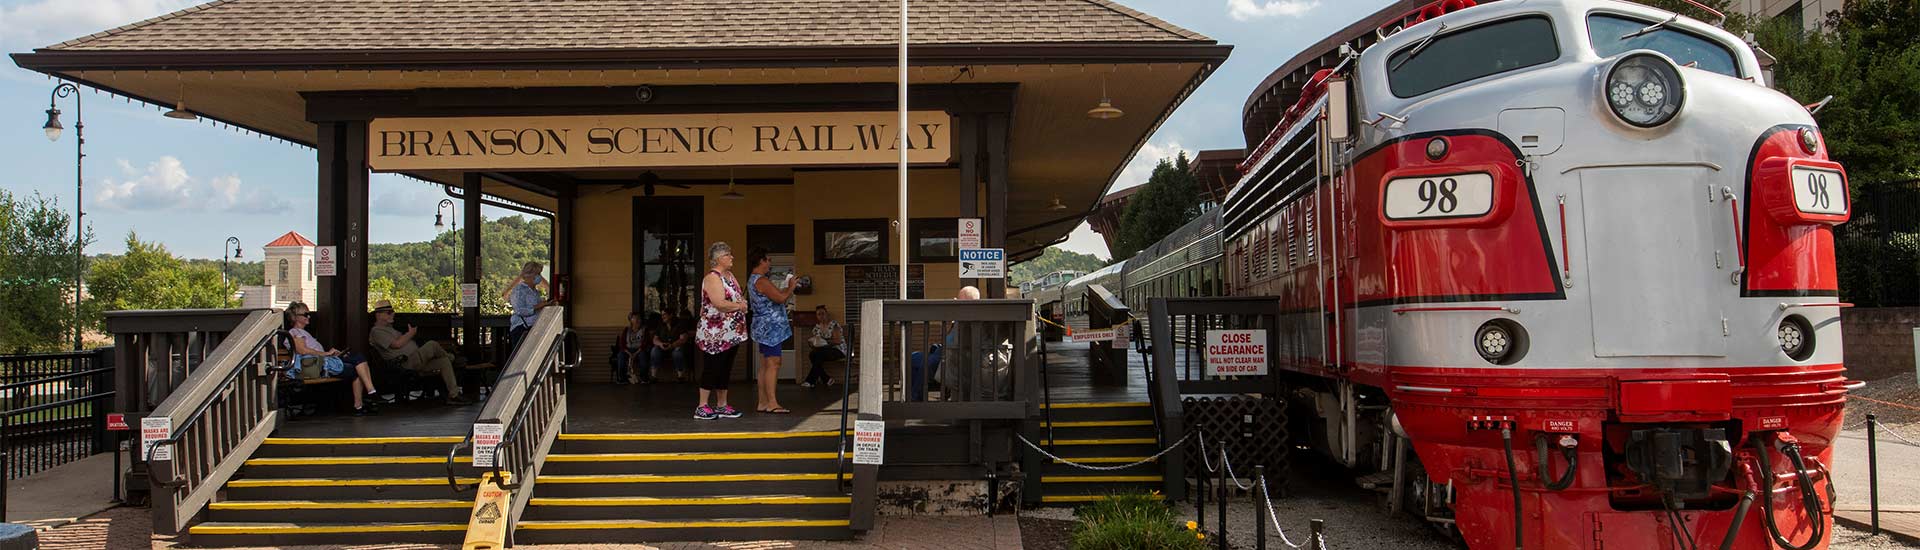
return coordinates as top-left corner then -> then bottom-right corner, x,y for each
596,172 -> 690,196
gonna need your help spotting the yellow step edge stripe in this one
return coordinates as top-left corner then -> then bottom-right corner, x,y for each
1040,420 -> 1155,428
1042,494 -> 1166,503
246,456 -> 468,466
517,519 -> 849,530
189,523 -> 467,535
227,477 -> 478,488
1051,456 -> 1153,464
529,496 -> 852,507
1038,438 -> 1158,446
558,430 -> 840,441
546,452 -> 838,462
264,436 -> 464,445
539,473 -> 841,484
209,500 -> 470,510
1043,475 -> 1164,483
1039,402 -> 1150,409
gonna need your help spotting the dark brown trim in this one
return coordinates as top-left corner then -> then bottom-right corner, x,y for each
12,43 -> 1230,73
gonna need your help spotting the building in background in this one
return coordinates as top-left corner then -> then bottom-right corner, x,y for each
1735,0 -> 1843,32
239,232 -> 317,309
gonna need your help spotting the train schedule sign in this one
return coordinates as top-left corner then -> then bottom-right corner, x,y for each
1205,329 -> 1268,376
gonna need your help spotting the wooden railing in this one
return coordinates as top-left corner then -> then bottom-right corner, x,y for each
446,307 -> 574,545
856,299 -> 1039,525
106,309 -> 286,535
1145,297 -> 1289,501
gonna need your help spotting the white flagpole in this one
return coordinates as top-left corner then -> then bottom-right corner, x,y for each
897,0 -> 909,301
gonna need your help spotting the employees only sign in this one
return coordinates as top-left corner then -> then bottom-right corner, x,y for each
1205,329 -> 1268,377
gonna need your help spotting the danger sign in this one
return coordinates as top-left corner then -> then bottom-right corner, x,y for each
107,413 -> 128,431
1205,329 -> 1268,377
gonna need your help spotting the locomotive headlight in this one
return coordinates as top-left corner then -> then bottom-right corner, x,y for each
1603,53 -> 1685,128
1474,320 -> 1529,365
1778,315 -> 1815,361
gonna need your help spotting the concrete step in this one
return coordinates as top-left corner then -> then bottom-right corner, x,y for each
1038,401 -> 1154,422
237,455 -> 467,479
555,430 -> 844,454
250,436 -> 465,458
513,518 -> 854,543
532,472 -> 849,498
1043,455 -> 1161,476
183,521 -> 465,547
1035,419 -> 1158,440
222,476 -> 478,501
204,499 -> 470,524
541,451 -> 841,475
523,495 -> 850,521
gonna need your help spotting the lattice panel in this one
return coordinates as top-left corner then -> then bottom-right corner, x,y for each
1184,396 -> 1289,497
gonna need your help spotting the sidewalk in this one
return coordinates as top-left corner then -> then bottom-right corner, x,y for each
1830,426 -> 1920,544
34,505 -> 1023,550
6,450 -> 121,529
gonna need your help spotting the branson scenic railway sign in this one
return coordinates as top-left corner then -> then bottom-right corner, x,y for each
368,111 -> 952,171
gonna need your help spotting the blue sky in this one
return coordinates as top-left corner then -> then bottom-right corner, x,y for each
0,0 -> 1394,261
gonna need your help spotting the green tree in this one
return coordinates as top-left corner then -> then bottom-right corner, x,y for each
366,215 -> 551,315
86,234 -> 232,326
0,190 -> 92,353
1110,153 -> 1203,261
1012,247 -> 1110,284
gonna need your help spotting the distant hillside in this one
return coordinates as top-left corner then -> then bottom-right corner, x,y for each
1012,247 -> 1109,285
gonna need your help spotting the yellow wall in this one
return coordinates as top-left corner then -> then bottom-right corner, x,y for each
570,168 -> 969,331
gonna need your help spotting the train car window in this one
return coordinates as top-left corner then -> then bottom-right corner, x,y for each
1587,14 -> 1739,77
1388,16 -> 1560,98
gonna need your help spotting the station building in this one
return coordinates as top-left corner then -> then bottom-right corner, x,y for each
15,0 -> 1230,367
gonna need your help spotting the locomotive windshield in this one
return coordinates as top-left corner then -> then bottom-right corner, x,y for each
1588,14 -> 1739,77
1387,16 -> 1561,98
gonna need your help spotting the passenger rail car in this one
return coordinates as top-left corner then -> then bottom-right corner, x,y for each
1221,0 -> 1856,549
1053,210 -> 1225,343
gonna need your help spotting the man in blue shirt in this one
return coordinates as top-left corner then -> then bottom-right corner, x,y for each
508,261 -> 556,353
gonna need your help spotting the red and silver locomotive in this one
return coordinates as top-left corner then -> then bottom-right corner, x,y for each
1223,0 -> 1855,548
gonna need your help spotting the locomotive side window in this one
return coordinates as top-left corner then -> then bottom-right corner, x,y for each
1588,14 -> 1738,77
1387,16 -> 1560,98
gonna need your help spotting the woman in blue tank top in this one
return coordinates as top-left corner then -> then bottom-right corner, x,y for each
745,246 -> 799,414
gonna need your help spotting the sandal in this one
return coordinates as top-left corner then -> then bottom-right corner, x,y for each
765,407 -> 792,414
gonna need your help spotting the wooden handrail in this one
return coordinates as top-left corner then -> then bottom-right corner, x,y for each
450,308 -> 573,546
127,309 -> 284,535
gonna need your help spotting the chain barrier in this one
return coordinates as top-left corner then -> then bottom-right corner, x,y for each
1196,431 -> 1253,490
1016,433 -> 1191,472
1879,425 -> 1920,448
1257,474 -> 1308,549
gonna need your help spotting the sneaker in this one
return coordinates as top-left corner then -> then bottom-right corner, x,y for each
353,405 -> 378,417
799,381 -> 815,388
716,406 -> 743,419
694,406 -> 718,420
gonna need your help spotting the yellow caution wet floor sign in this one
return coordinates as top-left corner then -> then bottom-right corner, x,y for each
463,472 -> 513,550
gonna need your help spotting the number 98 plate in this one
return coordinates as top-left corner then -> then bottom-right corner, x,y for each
1790,166 -> 1846,216
1384,173 -> 1495,220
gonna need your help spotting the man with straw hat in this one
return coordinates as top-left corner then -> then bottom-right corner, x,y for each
370,300 -> 473,405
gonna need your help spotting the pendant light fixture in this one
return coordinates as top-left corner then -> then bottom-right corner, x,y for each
721,168 -> 745,200
1047,197 -> 1069,211
164,82 -> 199,121
1086,72 -> 1124,120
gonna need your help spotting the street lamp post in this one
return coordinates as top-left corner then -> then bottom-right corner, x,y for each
44,82 -> 83,350
222,237 -> 242,307
435,198 -> 458,234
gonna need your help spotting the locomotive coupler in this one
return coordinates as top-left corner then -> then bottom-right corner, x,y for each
1623,427 -> 1733,501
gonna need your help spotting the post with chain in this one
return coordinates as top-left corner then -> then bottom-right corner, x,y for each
1217,446 -> 1228,550
1197,448 -> 1207,529
1255,465 -> 1266,550
1868,413 -> 1879,535
1310,518 -> 1326,550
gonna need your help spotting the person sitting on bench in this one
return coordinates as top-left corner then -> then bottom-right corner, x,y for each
368,300 -> 474,405
284,302 -> 381,416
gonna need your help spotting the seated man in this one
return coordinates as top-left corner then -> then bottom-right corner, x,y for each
369,300 -> 474,405
652,309 -> 694,382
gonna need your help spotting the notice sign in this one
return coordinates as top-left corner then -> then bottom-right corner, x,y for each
472,422 -> 505,468
853,420 -> 885,465
314,246 -> 338,277
959,248 -> 1006,279
106,413 -> 128,431
1204,329 -> 1268,377
140,417 -> 172,461
460,283 -> 481,309
1068,328 -> 1119,344
958,218 -> 983,250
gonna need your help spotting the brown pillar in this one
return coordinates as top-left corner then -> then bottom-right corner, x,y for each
316,121 -> 371,351
957,114 -> 980,290
556,183 -> 576,327
463,173 -> 483,361
984,113 -> 1010,299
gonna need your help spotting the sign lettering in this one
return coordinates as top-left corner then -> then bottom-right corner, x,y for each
958,218 -> 983,250
369,112 -> 953,171
1204,329 -> 1269,377
853,420 -> 885,465
472,423 -> 505,468
958,248 -> 1006,279
106,413 -> 128,431
314,246 -> 337,277
141,417 -> 172,461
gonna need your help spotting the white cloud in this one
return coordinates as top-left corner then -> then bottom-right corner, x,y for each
1226,0 -> 1319,21
94,156 -> 291,213
1056,222 -> 1112,261
0,0 -> 197,49
1112,138 -> 1189,193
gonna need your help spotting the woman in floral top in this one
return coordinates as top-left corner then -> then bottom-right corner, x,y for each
694,242 -> 750,420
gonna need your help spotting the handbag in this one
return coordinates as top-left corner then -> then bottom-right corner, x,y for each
297,356 -> 326,380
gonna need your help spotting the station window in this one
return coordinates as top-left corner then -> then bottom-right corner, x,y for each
1388,16 -> 1560,98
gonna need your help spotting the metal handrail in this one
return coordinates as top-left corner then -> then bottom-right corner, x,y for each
490,329 -> 577,491
145,331 -> 286,486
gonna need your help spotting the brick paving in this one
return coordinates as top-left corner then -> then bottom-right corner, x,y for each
31,507 -> 1021,550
